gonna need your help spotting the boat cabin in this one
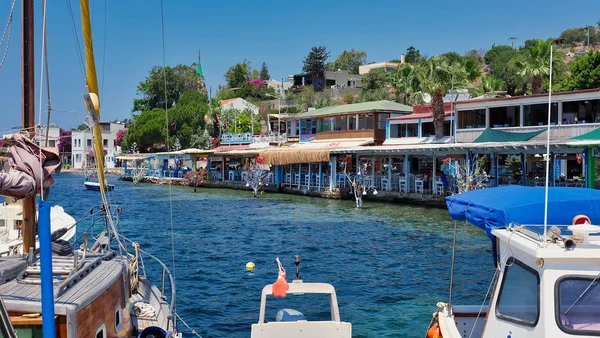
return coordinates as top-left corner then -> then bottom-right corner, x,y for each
436,186 -> 600,338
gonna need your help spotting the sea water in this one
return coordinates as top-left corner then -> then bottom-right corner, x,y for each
40,173 -> 494,337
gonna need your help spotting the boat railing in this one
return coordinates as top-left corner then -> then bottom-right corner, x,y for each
118,234 -> 177,333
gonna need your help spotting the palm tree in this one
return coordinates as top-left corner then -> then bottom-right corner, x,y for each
414,59 -> 467,139
471,76 -> 505,98
204,98 -> 222,136
388,64 -> 420,105
515,39 -> 562,94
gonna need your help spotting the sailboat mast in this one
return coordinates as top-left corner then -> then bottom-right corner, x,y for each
21,0 -> 35,254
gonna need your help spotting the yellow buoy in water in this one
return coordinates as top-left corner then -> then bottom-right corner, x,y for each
246,262 -> 255,271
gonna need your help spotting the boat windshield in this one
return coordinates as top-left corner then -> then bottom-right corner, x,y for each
557,276 -> 600,334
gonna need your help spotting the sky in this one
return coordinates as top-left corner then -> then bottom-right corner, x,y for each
0,0 -> 599,131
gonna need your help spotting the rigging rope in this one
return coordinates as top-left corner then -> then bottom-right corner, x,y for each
65,0 -> 87,86
100,0 -> 107,97
160,0 -> 176,294
0,0 -> 16,71
175,312 -> 203,338
160,1 -> 178,332
37,0 -> 49,200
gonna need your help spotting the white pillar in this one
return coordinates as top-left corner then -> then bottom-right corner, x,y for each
387,155 -> 392,191
329,156 -> 336,192
485,108 -> 490,128
298,163 -> 301,189
432,153 -> 437,194
319,162 -> 322,191
308,163 -> 312,188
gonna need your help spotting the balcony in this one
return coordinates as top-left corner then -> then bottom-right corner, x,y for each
220,133 -> 287,145
456,123 -> 600,143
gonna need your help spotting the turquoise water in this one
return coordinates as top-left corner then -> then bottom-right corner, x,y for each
40,173 -> 494,337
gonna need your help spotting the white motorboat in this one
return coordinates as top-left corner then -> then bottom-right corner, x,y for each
251,257 -> 351,337
84,181 -> 115,191
0,199 -> 76,255
427,186 -> 600,338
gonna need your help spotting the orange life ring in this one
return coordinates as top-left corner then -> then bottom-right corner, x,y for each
427,323 -> 442,338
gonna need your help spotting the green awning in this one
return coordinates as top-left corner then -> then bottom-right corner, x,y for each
570,127 -> 600,141
296,100 -> 413,118
473,128 -> 545,143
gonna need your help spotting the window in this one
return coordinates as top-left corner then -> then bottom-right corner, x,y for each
458,109 -> 486,129
524,103 -> 558,126
556,276 -> 600,334
114,306 -> 122,332
103,139 -> 108,146
95,323 -> 106,338
496,257 -> 540,326
348,115 -> 357,130
75,154 -> 81,162
333,116 -> 347,131
317,118 -> 333,132
563,99 -> 600,124
397,123 -> 418,137
87,139 -> 92,146
377,113 -> 390,130
489,106 -> 520,128
358,114 -> 374,130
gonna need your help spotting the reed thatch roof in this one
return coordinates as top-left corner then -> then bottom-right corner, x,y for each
259,149 -> 331,165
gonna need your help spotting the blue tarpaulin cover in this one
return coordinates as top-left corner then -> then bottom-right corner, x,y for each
446,186 -> 600,238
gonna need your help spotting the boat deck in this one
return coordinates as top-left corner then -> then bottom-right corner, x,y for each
0,255 -> 125,314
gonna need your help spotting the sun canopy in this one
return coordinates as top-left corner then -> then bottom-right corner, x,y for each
473,128 -> 544,143
446,186 -> 600,238
570,127 -> 600,141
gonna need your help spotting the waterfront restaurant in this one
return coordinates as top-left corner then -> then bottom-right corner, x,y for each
454,88 -> 600,143
292,100 -> 413,145
385,102 -> 454,143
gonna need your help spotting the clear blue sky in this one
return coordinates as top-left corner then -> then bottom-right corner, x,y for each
0,0 -> 598,131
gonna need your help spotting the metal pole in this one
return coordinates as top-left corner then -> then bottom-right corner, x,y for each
448,220 -> 457,315
38,201 -> 56,337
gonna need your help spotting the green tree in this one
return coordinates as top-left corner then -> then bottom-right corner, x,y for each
559,51 -> 600,90
414,59 -> 467,139
190,128 -> 213,149
302,46 -> 330,85
125,108 -> 167,151
405,46 -> 426,64
388,64 -> 420,105
260,62 -> 270,81
361,68 -> 388,91
559,28 -> 587,46
225,60 -> 252,88
176,124 -> 194,149
515,39 -> 563,94
133,64 -> 205,112
470,76 -> 505,97
484,45 -> 523,93
204,98 -> 223,136
326,49 -> 367,74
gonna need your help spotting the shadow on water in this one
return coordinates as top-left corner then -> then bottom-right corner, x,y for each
33,173 -> 494,338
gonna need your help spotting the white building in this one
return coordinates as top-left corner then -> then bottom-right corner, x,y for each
71,122 -> 124,169
2,124 -> 61,149
264,79 -> 292,94
220,98 -> 259,115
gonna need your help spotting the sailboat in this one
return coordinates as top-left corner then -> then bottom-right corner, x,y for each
0,199 -> 76,255
424,45 -> 600,338
0,0 -> 178,337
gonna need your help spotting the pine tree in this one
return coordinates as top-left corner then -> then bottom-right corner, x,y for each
260,62 -> 270,81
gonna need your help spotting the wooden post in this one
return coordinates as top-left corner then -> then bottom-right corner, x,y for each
22,0 -> 36,255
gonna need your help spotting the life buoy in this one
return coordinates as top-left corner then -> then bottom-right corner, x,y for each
572,214 -> 591,225
427,323 -> 442,338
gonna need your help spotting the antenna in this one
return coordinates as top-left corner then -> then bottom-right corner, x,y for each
543,44 -> 553,237
509,36 -> 517,48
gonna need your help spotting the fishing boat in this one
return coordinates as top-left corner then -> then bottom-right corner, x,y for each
0,0 -> 179,336
0,200 -> 76,255
251,256 -> 352,337
426,186 -> 600,338
84,180 -> 115,191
